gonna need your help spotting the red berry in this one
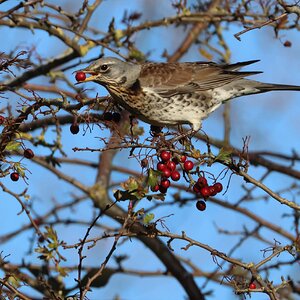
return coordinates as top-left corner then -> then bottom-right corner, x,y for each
75,71 -> 86,82
24,148 -> 34,159
162,168 -> 171,178
213,182 -> 223,193
249,283 -> 256,289
151,185 -> 160,192
193,184 -> 201,193
159,185 -> 168,193
0,115 -> 5,125
160,151 -> 171,162
171,170 -> 180,181
196,200 -> 206,211
157,162 -> 167,172
70,124 -> 79,134
166,161 -> 176,171
183,160 -> 194,171
208,185 -> 217,196
197,176 -> 208,187
180,155 -> 187,163
200,186 -> 210,198
283,40 -> 292,47
160,179 -> 170,189
10,172 -> 19,182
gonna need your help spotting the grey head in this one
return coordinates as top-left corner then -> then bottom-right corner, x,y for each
80,57 -> 141,88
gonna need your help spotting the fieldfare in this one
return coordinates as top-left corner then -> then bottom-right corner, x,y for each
77,57 -> 300,132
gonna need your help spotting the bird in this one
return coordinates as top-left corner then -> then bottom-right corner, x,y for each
77,57 -> 300,132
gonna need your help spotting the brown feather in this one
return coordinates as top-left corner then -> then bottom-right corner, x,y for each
139,61 -> 262,97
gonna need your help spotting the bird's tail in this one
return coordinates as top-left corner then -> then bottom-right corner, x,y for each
257,83 -> 300,92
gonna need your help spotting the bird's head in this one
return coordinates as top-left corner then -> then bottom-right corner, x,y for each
76,57 -> 141,88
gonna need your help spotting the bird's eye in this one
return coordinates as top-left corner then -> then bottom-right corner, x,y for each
100,64 -> 109,71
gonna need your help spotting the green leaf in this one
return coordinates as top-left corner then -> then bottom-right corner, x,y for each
147,168 -> 160,188
215,148 -> 232,163
5,141 -> 21,152
143,213 -> 155,224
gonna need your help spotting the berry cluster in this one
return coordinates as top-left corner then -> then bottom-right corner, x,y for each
151,151 -> 183,194
150,151 -> 223,212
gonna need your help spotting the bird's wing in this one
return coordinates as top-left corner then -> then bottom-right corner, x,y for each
139,61 -> 261,97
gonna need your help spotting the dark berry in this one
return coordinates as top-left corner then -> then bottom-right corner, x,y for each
196,200 -> 206,211
70,124 -> 79,134
171,170 -> 180,181
151,185 -> 160,192
162,168 -> 171,178
150,125 -> 162,133
160,179 -> 170,189
283,40 -> 292,47
75,71 -> 86,82
166,161 -> 176,171
0,116 -> 5,125
103,112 -> 113,121
183,160 -> 194,171
24,148 -> 34,159
160,151 -> 171,162
249,283 -> 256,289
159,185 -> 168,193
141,158 -> 148,168
10,172 -> 19,182
157,162 -> 167,172
112,112 -> 121,123
197,176 -> 208,187
213,182 -> 223,193
200,186 -> 210,198
193,184 -> 201,193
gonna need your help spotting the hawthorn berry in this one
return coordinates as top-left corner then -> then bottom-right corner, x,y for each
103,112 -> 113,121
10,172 -> 19,182
159,185 -> 168,194
70,124 -> 79,134
75,71 -> 86,82
208,185 -> 217,196
249,283 -> 256,290
141,158 -> 148,168
112,112 -> 121,123
162,168 -> 171,178
171,170 -> 180,181
157,162 -> 167,172
196,200 -> 206,211
183,160 -> 194,171
193,184 -> 201,194
150,125 -> 162,134
200,186 -> 210,198
160,179 -> 170,189
0,115 -> 5,125
213,182 -> 223,193
197,176 -> 208,187
160,151 -> 171,162
166,161 -> 176,171
24,148 -> 34,159
180,155 -> 187,163
151,185 -> 160,192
